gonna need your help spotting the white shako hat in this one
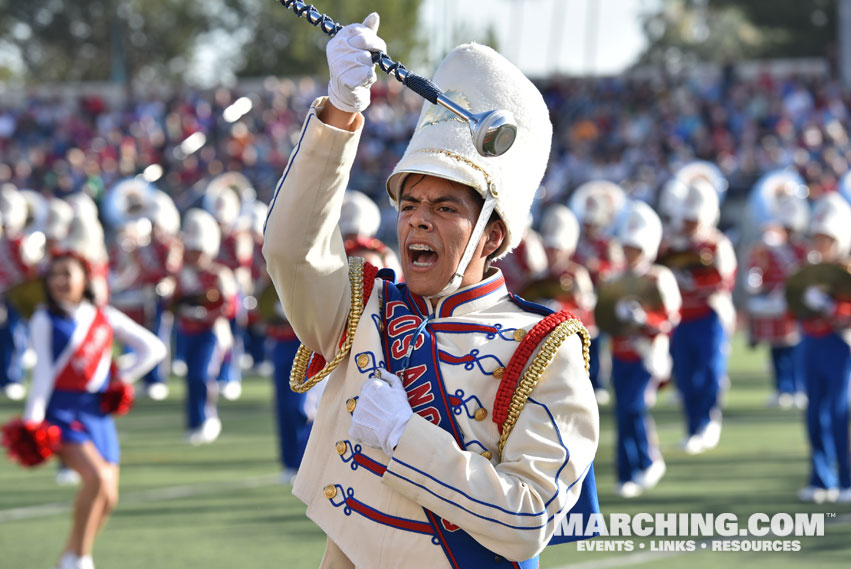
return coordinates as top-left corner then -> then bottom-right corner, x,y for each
62,214 -> 108,266
182,208 -> 221,258
810,193 -> 851,257
0,183 -> 27,235
569,180 -> 626,229
340,190 -> 381,238
677,178 -> 720,228
148,190 -> 181,236
45,197 -> 75,242
619,200 -> 663,262
386,42 -> 552,296
539,203 -> 580,254
774,194 -> 809,234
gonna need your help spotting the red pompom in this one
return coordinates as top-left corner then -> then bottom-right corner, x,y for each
1,418 -> 62,467
100,380 -> 135,416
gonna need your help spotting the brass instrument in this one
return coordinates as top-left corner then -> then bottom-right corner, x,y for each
3,278 -> 46,319
594,273 -> 663,336
518,274 -> 576,305
785,262 -> 851,320
256,282 -> 287,325
657,247 -> 714,272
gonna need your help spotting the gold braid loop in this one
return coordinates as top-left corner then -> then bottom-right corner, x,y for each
497,319 -> 590,461
289,257 -> 366,393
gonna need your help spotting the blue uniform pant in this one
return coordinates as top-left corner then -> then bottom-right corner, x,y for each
771,344 -> 803,395
180,328 -> 220,430
272,338 -> 310,470
671,311 -> 727,436
217,316 -> 242,385
0,303 -> 25,388
612,356 -> 655,483
801,333 -> 851,490
244,324 -> 267,368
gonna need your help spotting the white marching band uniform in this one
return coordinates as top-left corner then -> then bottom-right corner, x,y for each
264,31 -> 599,569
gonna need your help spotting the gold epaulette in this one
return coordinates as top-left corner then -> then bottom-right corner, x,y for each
497,318 -> 590,461
289,257 -> 366,393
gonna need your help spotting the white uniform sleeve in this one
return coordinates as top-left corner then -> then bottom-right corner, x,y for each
23,310 -> 54,423
106,306 -> 167,384
262,97 -> 364,359
656,265 -> 682,325
383,333 -> 599,561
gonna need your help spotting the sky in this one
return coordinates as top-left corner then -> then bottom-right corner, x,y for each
419,0 -> 659,78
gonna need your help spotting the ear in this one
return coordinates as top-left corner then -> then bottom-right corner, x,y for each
481,219 -> 507,258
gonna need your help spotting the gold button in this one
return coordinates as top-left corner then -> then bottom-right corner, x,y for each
324,484 -> 337,499
356,353 -> 370,370
474,408 -> 488,421
335,441 -> 347,455
493,367 -> 505,380
481,450 -> 493,460
513,328 -> 527,342
378,321 -> 385,332
346,398 -> 357,413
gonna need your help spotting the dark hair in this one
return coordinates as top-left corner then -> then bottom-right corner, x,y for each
43,254 -> 97,318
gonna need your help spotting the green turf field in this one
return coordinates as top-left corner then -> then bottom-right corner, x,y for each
1,334 -> 849,568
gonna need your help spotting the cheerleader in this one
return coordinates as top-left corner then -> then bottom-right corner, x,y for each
607,202 -> 681,497
21,250 -> 166,569
796,194 -> 851,503
173,209 -> 237,445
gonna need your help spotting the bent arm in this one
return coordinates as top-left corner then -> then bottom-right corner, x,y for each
383,334 -> 599,561
262,97 -> 365,359
106,306 -> 167,383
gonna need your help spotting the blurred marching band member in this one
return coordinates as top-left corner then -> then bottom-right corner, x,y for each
570,181 -> 626,405
795,194 -> 851,504
172,209 -> 237,445
491,214 -> 548,294
745,194 -> 809,409
21,228 -> 166,569
131,190 -> 184,399
0,184 -> 45,400
607,202 -> 680,497
536,204 -> 595,320
660,180 -> 737,455
242,201 -> 272,376
340,189 -> 402,274
206,178 -> 254,401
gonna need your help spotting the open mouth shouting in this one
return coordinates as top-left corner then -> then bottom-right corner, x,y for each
407,242 -> 439,269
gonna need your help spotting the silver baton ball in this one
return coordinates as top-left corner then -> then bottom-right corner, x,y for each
277,0 -> 518,157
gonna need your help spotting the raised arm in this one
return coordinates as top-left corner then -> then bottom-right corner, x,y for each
262,14 -> 385,359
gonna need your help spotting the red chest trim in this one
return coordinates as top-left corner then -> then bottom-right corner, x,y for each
492,310 -> 577,434
54,309 -> 114,391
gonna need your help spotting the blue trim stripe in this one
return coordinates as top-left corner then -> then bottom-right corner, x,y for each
263,113 -> 314,234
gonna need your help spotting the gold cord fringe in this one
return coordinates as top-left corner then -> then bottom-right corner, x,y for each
497,319 -> 590,461
289,258 -> 366,393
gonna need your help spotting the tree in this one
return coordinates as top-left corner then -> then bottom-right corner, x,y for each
0,0 -> 423,85
635,0 -> 837,70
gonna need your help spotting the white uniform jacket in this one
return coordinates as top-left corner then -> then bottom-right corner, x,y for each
263,98 -> 599,568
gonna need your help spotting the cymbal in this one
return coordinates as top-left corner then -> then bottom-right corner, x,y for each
785,262 -> 851,320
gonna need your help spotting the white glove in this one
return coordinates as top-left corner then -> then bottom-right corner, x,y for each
326,12 -> 386,114
349,368 -> 413,456
803,286 -> 835,314
615,299 -> 647,326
